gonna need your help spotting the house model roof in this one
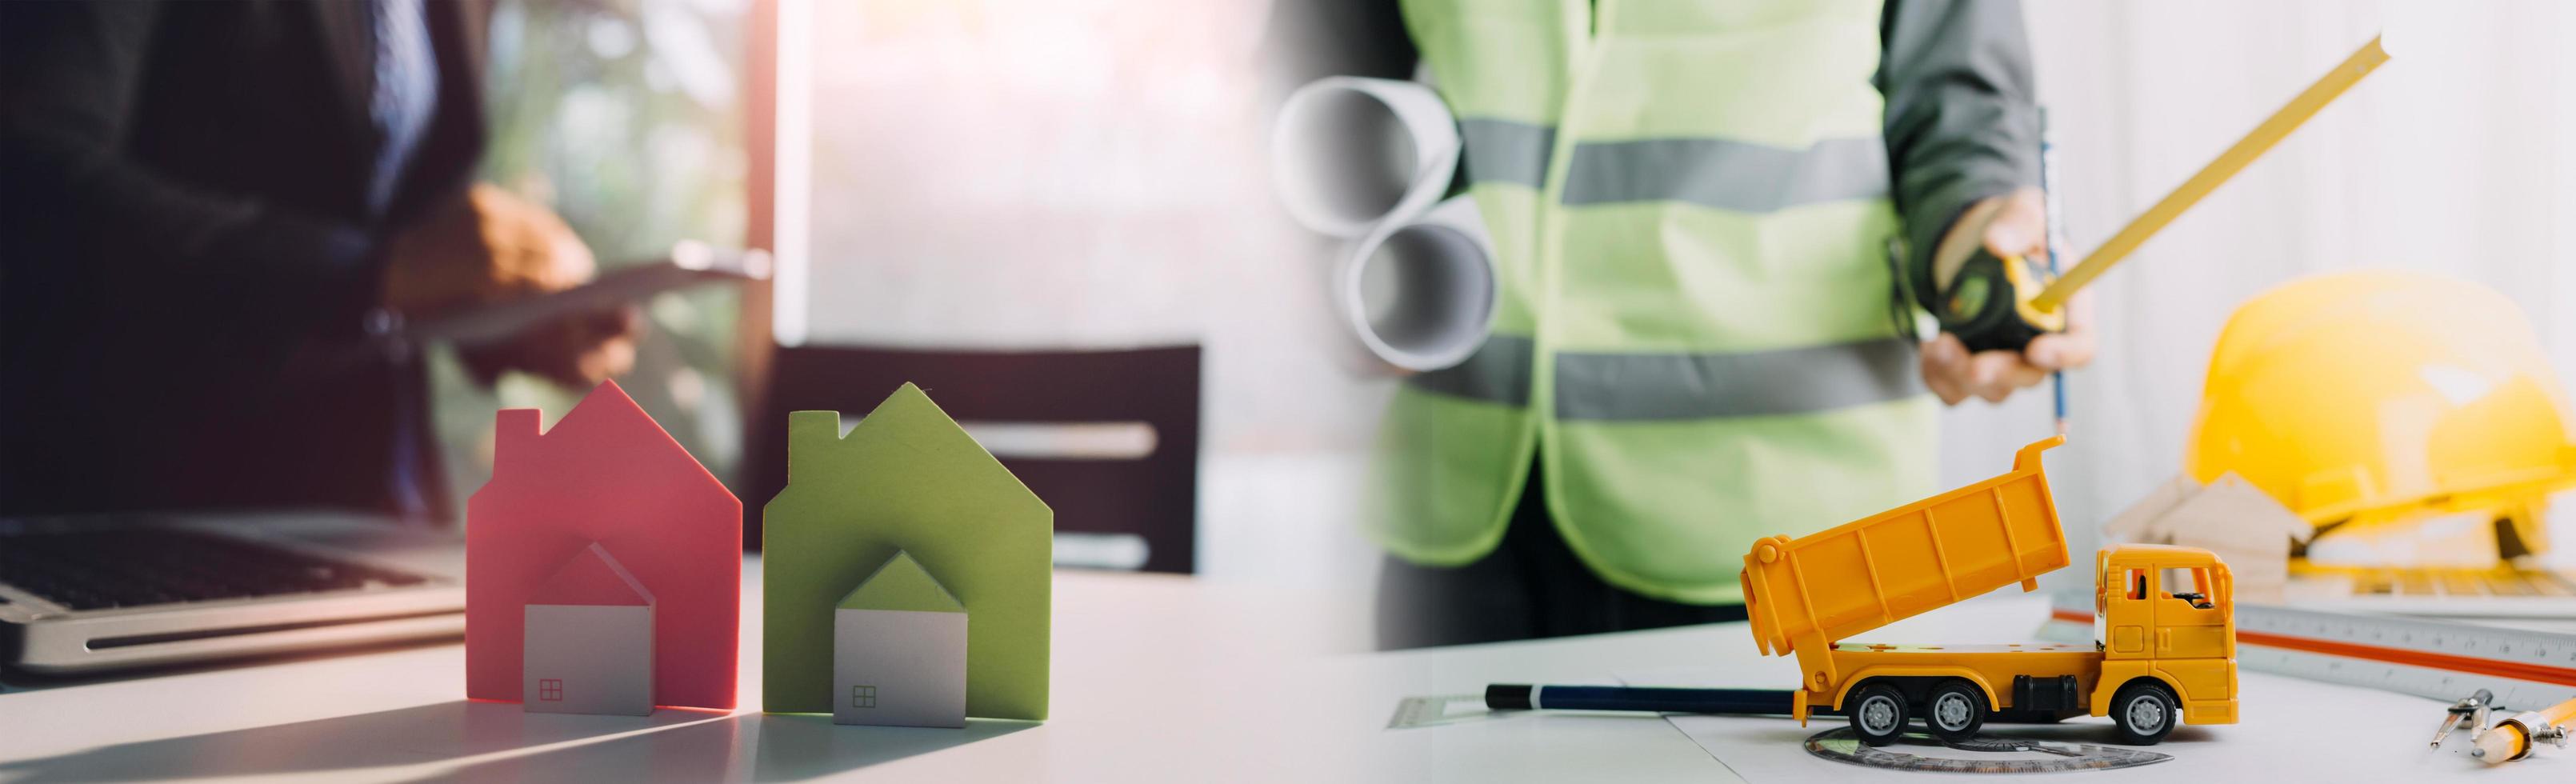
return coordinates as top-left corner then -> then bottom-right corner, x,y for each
529,542 -> 654,606
2106,472 -> 2316,542
838,550 -> 963,614
490,379 -> 727,490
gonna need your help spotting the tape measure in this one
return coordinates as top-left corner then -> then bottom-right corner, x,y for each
1802,726 -> 2170,773
1939,34 -> 2390,354
2046,594 -> 2576,712
1942,251 -> 2066,353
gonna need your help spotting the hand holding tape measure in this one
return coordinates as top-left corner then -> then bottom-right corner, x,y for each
1938,34 -> 2391,354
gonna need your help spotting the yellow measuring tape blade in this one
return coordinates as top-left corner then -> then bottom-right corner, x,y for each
2031,35 -> 2390,311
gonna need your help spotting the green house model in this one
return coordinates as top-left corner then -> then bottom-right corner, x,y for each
762,383 -> 1052,719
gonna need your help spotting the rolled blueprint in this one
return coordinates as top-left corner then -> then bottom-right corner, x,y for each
1338,195 -> 1497,372
1271,77 -> 1461,238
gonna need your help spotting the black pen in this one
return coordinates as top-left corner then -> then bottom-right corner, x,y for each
1484,684 -> 1840,716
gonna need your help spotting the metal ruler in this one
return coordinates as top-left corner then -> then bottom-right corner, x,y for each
2046,593 -> 2576,711
1802,727 -> 2170,773
2234,603 -> 2576,710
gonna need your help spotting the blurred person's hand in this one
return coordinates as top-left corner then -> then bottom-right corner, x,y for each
1919,187 -> 2096,405
380,183 -> 639,388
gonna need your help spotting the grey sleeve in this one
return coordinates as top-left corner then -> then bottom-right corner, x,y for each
1878,0 -> 2039,313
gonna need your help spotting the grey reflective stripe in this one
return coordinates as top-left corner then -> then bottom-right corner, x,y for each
1408,334 -> 1534,407
1560,137 -> 1889,212
1554,337 -> 1925,420
1412,335 -> 1928,419
1458,118 -> 1554,190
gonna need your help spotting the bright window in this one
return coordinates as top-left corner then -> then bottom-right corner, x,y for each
435,0 -> 753,514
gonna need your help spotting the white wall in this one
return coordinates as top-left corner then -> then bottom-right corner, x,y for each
786,0 -> 1390,456
782,0 -> 1388,589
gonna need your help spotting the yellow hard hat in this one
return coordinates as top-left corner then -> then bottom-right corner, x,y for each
2186,270 -> 2576,536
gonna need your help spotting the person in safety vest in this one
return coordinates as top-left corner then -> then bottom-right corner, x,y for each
1266,0 -> 2098,648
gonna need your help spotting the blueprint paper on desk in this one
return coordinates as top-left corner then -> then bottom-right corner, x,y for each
1616,663 -> 2550,782
1620,662 -> 2136,783
1610,664 -> 1874,782
1647,707 -> 2159,780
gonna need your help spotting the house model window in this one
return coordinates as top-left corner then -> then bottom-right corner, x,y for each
851,685 -> 877,709
538,679 -> 565,702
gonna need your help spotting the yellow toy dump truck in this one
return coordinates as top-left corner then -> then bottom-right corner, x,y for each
1741,436 -> 2238,746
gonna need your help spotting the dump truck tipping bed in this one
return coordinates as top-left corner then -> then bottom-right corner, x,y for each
1742,436 -> 2071,665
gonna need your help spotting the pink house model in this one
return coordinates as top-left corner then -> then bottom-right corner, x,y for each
466,380 -> 742,710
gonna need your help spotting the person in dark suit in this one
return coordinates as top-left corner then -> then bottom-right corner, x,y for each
0,1 -> 635,522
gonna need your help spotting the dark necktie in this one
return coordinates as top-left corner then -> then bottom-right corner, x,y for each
368,0 -> 441,522
367,0 -> 438,218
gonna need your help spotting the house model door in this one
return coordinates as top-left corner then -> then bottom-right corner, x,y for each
833,551 -> 968,728
522,543 -> 658,716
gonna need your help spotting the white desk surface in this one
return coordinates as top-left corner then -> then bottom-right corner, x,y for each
1346,594 -> 2573,782
0,558 -> 1385,783
4,561 -> 2566,782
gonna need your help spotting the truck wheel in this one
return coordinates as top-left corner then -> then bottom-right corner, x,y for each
1848,682 -> 1910,746
2110,681 -> 2178,745
1926,679 -> 1987,742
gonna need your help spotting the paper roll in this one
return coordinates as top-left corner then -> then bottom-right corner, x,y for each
1338,196 -> 1498,373
1271,77 -> 1461,239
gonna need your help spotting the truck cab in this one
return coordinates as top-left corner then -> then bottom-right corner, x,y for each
2096,544 -> 2239,730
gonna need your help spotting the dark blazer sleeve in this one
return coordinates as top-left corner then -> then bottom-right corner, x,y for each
0,1 -> 378,322
1878,0 -> 2040,313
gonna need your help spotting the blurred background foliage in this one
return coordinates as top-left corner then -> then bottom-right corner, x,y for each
430,0 -> 751,514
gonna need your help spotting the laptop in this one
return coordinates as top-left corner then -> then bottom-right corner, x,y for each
0,247 -> 766,677
0,511 -> 466,674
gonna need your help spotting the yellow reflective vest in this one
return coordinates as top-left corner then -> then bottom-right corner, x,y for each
1371,0 -> 1938,604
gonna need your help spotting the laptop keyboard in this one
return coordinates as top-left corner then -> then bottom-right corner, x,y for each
0,528 -> 430,611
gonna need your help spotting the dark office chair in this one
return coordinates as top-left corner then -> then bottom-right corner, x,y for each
742,344 -> 1201,574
